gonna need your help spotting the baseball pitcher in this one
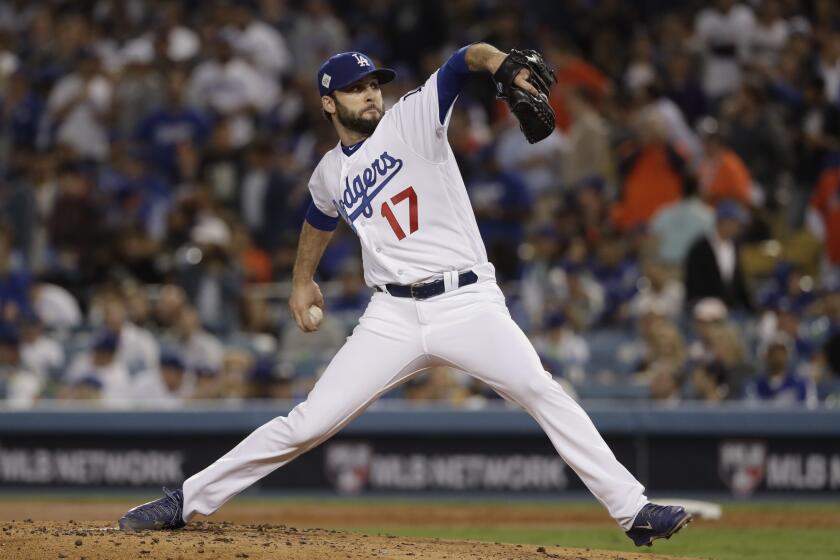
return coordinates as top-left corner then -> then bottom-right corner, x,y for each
119,43 -> 691,547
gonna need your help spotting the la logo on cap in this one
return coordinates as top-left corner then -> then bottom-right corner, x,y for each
322,73 -> 331,88
352,53 -> 370,67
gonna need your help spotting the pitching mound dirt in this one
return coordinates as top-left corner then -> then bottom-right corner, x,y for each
0,520 -> 700,560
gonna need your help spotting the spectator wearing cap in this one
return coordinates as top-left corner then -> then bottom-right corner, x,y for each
45,49 -> 113,161
696,117 -> 753,208
132,350 -> 192,406
685,200 -> 752,311
746,334 -> 815,406
64,329 -> 132,408
0,324 -> 41,408
650,176 -> 715,267
248,355 -> 293,400
534,312 -> 589,384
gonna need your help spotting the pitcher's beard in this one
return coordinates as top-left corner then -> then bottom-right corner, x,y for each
335,100 -> 382,135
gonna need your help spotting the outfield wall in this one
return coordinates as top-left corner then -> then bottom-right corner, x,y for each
1,404 -> 838,498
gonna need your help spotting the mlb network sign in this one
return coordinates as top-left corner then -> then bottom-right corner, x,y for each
325,442 -> 568,494
719,440 -> 840,497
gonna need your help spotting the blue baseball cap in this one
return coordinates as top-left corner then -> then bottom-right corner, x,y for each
317,52 -> 396,97
716,200 -> 749,224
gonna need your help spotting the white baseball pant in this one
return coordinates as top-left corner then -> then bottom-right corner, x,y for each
182,271 -> 647,529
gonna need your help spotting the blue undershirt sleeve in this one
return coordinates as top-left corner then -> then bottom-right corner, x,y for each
436,46 -> 472,125
305,201 -> 339,231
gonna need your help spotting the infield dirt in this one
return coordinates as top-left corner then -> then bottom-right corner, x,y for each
4,499 -> 832,560
0,519 -> 699,560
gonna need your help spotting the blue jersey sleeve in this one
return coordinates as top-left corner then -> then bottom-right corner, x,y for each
436,46 -> 471,125
305,200 -> 339,231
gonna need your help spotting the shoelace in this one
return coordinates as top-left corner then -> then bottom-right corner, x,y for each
138,492 -> 179,522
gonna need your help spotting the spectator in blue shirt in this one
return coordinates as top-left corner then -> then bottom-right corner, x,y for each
0,226 -> 31,322
590,232 -> 639,326
747,334 -> 813,406
466,146 -> 533,281
135,68 -> 210,182
1,71 -> 46,154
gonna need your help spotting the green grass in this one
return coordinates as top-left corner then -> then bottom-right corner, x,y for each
330,501 -> 840,560
340,525 -> 840,560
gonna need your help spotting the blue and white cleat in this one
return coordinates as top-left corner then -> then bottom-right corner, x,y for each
118,487 -> 186,531
625,503 -> 692,547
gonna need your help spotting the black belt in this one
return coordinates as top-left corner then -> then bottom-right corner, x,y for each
376,270 -> 478,300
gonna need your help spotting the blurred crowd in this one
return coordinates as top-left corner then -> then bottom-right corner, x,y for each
1,0 -> 840,409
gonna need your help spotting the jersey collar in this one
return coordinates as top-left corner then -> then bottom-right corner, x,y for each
341,138 -> 366,156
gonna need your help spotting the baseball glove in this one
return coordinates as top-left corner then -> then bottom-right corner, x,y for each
492,49 -> 557,144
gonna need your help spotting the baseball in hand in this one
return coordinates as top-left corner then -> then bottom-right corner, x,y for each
308,305 -> 323,326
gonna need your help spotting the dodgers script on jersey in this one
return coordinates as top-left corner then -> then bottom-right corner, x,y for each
307,70 -> 488,288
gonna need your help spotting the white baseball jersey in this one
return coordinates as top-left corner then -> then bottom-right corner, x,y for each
307,69 -> 488,288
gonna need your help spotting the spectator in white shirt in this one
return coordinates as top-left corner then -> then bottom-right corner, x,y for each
226,2 -> 292,78
132,350 -> 194,407
188,35 -> 278,148
0,327 -> 41,409
97,294 -> 160,375
30,282 -> 82,330
693,0 -> 756,100
19,315 -> 63,379
172,305 -> 224,375
46,49 -> 113,160
534,312 -> 590,384
64,330 -> 132,408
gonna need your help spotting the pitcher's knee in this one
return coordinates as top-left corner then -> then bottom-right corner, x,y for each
512,370 -> 557,401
